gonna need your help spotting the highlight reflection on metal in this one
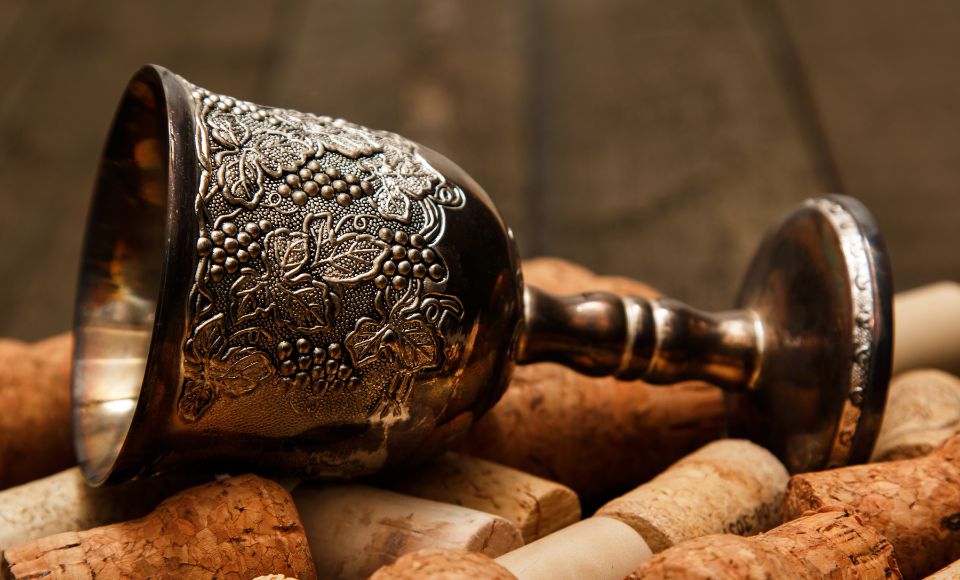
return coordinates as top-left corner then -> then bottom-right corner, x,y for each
518,196 -> 893,472
73,65 -> 893,485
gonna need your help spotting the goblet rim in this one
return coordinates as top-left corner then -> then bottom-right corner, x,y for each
72,64 -> 197,485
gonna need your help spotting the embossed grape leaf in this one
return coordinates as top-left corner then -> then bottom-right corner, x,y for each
345,315 -> 441,371
207,111 -> 251,148
217,149 -> 263,209
393,316 -> 442,369
262,229 -> 311,280
390,155 -> 437,200
313,122 -> 382,158
277,282 -> 333,332
297,116 -> 332,135
187,313 -> 227,363
269,108 -> 334,139
178,379 -> 217,422
268,108 -> 311,129
362,148 -> 441,222
314,233 -> 389,284
346,318 -> 392,367
365,148 -> 437,196
250,131 -> 315,178
375,128 -> 418,154
229,268 -> 271,324
208,346 -> 274,397
372,190 -> 412,222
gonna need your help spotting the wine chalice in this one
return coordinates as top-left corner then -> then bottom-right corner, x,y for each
73,65 -> 892,484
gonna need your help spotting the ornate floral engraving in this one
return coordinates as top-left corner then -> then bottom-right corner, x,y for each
806,197 -> 877,468
180,85 -> 464,422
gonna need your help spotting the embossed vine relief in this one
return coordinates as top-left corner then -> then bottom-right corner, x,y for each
179,86 -> 464,422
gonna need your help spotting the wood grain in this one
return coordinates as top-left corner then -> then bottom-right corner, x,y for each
0,0 -> 287,340
778,1 -> 960,294
0,0 -> 955,343
527,0 -> 831,310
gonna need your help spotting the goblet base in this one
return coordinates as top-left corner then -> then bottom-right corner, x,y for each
729,195 -> 893,472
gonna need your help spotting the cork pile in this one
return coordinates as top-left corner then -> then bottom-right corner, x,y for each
1,258 -> 959,580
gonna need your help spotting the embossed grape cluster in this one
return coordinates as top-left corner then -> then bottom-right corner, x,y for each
278,160 -> 374,208
203,93 -> 262,118
373,227 -> 446,291
277,338 -> 358,392
198,219 -> 272,282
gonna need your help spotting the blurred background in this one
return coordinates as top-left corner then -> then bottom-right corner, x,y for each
0,0 -> 957,340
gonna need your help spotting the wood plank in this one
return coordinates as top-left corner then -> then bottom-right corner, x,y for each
0,0 -> 534,339
778,0 -> 960,292
0,1 -> 288,340
268,0 -> 533,259
3,0 -> 955,341
530,0 -> 831,310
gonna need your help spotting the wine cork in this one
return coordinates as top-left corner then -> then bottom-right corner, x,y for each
495,517 -> 652,580
487,440 -> 784,580
595,439 -> 789,552
1,474 -> 316,580
382,452 -> 581,542
872,369 -> 960,461
893,282 -> 960,375
0,467 -> 213,549
519,257 -> 661,298
628,507 -> 900,579
460,364 -> 726,504
461,365 -> 725,504
461,258 -> 726,502
370,549 -> 516,580
785,434 -> 960,578
293,484 -> 522,580
0,333 -> 73,489
926,558 -> 960,579
463,266 -> 958,503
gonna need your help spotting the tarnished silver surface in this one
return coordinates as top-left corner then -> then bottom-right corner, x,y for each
181,85 -> 467,424
518,195 -> 893,473
74,65 -> 522,485
74,65 -> 892,484
730,195 -> 892,472
805,197 -> 880,468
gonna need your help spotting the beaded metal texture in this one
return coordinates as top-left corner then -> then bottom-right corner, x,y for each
180,84 -> 467,425
807,197 -> 878,468
73,66 -> 891,484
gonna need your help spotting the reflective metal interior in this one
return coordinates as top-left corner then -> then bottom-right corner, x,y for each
73,65 -> 891,485
75,66 -> 522,485
73,78 -> 169,483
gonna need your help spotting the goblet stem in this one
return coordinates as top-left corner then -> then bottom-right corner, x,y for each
517,286 -> 763,391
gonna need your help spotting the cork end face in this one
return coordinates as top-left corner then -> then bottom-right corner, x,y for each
731,195 -> 893,473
